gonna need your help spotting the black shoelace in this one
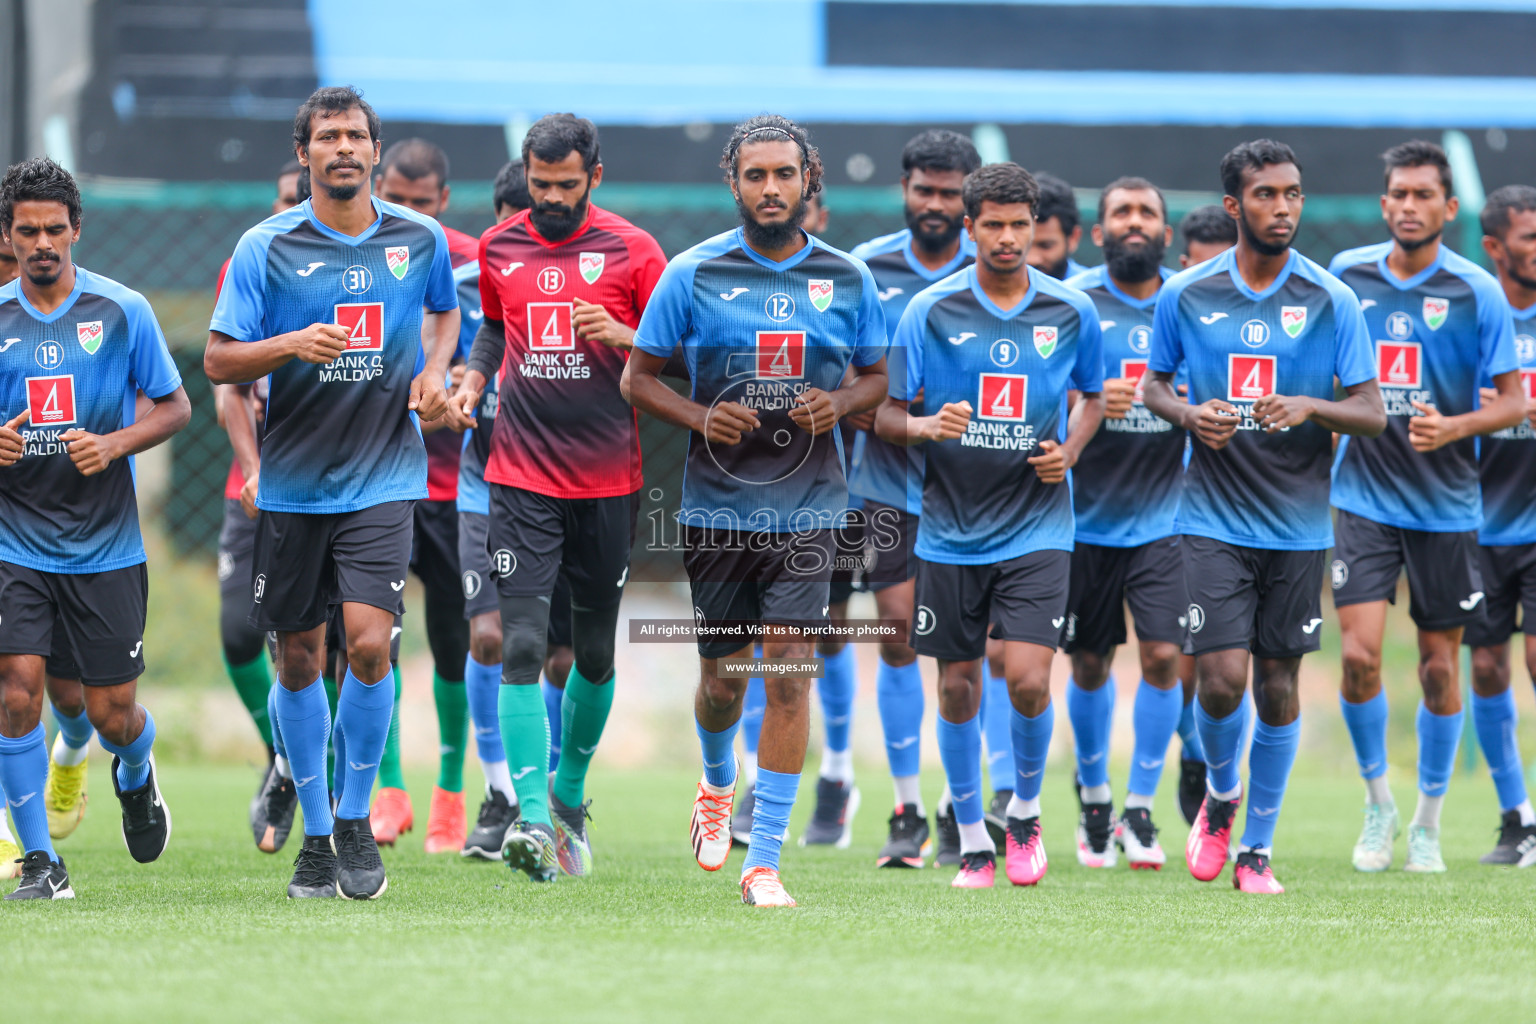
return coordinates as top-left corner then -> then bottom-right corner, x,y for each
1007,817 -> 1041,848
1205,796 -> 1239,835
1082,805 -> 1113,848
334,825 -> 378,868
292,842 -> 335,888
887,808 -> 920,838
1124,809 -> 1158,846
476,790 -> 510,827
959,850 -> 993,872
17,851 -> 53,887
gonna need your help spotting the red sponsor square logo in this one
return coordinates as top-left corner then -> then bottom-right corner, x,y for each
27,374 -> 76,426
335,302 -> 384,352
756,331 -> 805,379
528,302 -> 574,351
978,372 -> 1028,420
1228,354 -> 1275,403
1121,358 -> 1149,403
1378,341 -> 1421,389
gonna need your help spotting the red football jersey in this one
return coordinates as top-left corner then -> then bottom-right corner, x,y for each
477,205 -> 665,498
422,224 -> 481,502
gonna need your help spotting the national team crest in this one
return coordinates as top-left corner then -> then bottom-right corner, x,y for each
76,320 -> 103,355
1032,325 -> 1058,358
1280,306 -> 1307,338
808,279 -> 834,312
1423,297 -> 1449,331
579,252 -> 605,285
385,246 -> 410,281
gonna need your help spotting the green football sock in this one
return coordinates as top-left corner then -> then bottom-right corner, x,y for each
433,672 -> 469,792
552,666 -> 614,807
225,654 -> 274,748
323,673 -> 339,790
378,665 -> 406,791
497,683 -> 550,826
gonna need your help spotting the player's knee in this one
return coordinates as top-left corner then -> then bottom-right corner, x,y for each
83,688 -> 138,746
544,647 -> 573,688
500,628 -> 547,687
45,676 -> 85,719
571,634 -> 613,685
221,629 -> 266,669
817,637 -> 847,656
1418,651 -> 1459,710
0,674 -> 42,734
764,675 -> 811,708
469,615 -> 501,666
698,671 -> 741,713
1006,671 -> 1051,717
1468,648 -> 1508,698
1140,644 -> 1181,688
1069,651 -> 1110,688
878,639 -> 916,666
1340,638 -> 1382,698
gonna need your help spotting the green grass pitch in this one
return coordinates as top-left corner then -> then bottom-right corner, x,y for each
7,758 -> 1533,1023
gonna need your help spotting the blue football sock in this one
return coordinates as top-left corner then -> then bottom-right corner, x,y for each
1340,690 -> 1390,781
1472,689 -> 1527,812
98,709 -> 155,792
696,718 -> 740,789
876,659 -> 924,778
1067,676 -> 1115,789
1417,702 -> 1463,798
266,682 -> 286,761
0,724 -> 56,858
1010,700 -> 1055,802
935,712 -> 984,825
465,654 -> 505,764
742,767 -> 799,873
51,704 -> 94,751
981,662 -> 1014,792
274,677 -> 334,835
818,646 -> 856,753
335,668 -> 394,821
541,677 -> 563,773
1128,681 -> 1182,798
331,715 -> 348,809
1240,716 -> 1300,851
1196,701 -> 1245,795
741,677 -> 766,756
1177,695 -> 1205,761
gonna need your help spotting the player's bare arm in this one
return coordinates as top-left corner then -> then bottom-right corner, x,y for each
60,386 -> 191,477
203,323 -> 351,384
1144,370 -> 1240,450
789,357 -> 887,437
409,305 -> 460,422
450,314 -> 501,430
1252,378 -> 1385,436
875,394 -> 971,445
1408,368 -> 1525,452
218,383 -> 262,517
1029,391 -> 1104,484
572,298 -> 634,350
621,348 -> 759,444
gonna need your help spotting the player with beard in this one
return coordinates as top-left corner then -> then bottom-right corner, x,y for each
843,129 -> 980,867
1466,185 -> 1536,866
625,115 -> 888,906
207,87 -> 460,899
878,163 -> 1105,889
1329,141 -> 1523,874
1061,177 -> 1187,870
1027,172 -> 1090,280
1144,140 -> 1384,894
1,158 -> 191,898
1180,205 -> 1238,269
450,114 -> 665,881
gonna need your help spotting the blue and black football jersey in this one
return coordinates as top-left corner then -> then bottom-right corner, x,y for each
1329,243 -> 1516,532
455,259 -> 494,516
845,229 -> 975,514
1150,247 -> 1374,550
209,196 -> 457,514
892,265 -> 1104,565
1479,302 -> 1536,546
1066,265 -> 1184,548
0,268 -> 182,572
632,228 -> 887,532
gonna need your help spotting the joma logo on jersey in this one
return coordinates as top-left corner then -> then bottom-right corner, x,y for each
979,373 -> 1028,421
76,320 -> 104,354
527,303 -> 574,351
335,303 -> 384,352
578,252 -> 604,285
1378,341 -> 1422,389
1228,354 -> 1276,402
756,331 -> 805,379
1423,297 -> 1449,331
26,374 -> 76,426
1121,359 -> 1149,404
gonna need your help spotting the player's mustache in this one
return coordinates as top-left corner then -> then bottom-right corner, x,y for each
326,159 -> 363,173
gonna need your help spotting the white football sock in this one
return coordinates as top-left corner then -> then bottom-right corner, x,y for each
273,754 -> 292,780
893,774 -> 923,814
1515,799 -> 1535,827
957,819 -> 992,854
1209,781 -> 1241,802
1412,792 -> 1444,830
1124,792 -> 1154,811
482,759 -> 517,805
52,732 -> 88,768
1080,783 -> 1112,805
1006,793 -> 1042,819
1365,775 -> 1393,807
821,747 -> 854,784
